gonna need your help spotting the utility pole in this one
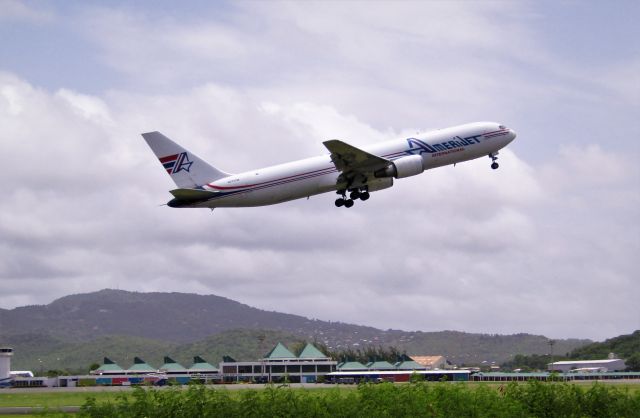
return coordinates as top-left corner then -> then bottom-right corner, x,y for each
258,334 -> 266,383
548,340 -> 556,371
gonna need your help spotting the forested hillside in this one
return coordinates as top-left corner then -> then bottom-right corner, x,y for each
0,289 -> 592,371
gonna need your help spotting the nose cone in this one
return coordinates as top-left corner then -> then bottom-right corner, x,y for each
508,128 -> 517,142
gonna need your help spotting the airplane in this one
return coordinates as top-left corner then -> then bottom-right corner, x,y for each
141,121 -> 516,209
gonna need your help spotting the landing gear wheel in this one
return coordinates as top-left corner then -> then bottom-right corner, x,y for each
349,190 -> 361,200
344,199 -> 354,208
360,191 -> 370,201
489,153 -> 499,170
335,198 -> 345,207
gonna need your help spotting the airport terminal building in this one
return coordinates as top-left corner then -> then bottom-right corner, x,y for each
5,342 -> 338,387
3,344 -> 640,388
220,343 -> 337,383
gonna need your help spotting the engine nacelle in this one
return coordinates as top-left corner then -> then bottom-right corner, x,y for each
366,177 -> 393,192
375,155 -> 424,179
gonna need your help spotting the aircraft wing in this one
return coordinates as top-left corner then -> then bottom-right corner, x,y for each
323,139 -> 390,173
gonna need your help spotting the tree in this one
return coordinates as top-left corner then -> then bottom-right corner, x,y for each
289,341 -> 307,357
625,352 -> 640,371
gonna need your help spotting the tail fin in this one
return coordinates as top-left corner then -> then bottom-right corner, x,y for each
141,131 -> 231,188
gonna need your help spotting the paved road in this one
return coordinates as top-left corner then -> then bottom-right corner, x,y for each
1,382 -> 333,394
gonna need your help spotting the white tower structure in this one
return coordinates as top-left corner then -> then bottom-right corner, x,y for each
0,347 -> 13,383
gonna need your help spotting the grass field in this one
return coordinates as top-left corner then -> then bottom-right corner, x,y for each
1,381 -> 639,407
0,386 -> 344,408
0,390 -> 123,407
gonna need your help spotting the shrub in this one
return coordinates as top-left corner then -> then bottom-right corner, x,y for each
78,380 -> 640,418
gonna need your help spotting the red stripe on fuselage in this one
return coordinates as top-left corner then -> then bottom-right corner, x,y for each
208,166 -> 336,190
482,129 -> 509,137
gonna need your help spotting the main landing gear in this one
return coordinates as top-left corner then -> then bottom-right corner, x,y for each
335,186 -> 370,208
489,153 -> 499,170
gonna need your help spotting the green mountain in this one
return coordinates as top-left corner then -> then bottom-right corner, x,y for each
6,329 -> 306,372
500,330 -> 640,371
0,289 -> 593,371
568,330 -> 640,360
401,331 -> 586,366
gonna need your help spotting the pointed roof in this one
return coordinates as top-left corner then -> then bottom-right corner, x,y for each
264,342 -> 296,359
95,357 -> 123,373
410,355 -> 446,369
298,343 -> 328,359
189,356 -> 219,372
338,361 -> 367,371
395,360 -> 426,370
398,354 -> 413,362
367,361 -> 395,370
127,357 -> 156,372
159,356 -> 187,372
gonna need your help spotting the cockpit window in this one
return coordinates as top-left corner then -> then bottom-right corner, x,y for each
499,125 -> 507,130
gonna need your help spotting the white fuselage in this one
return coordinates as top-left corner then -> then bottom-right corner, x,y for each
192,122 -> 516,208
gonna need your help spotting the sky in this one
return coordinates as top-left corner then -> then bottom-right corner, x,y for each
0,0 -> 638,342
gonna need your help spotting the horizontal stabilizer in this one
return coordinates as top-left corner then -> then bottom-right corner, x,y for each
169,188 -> 218,202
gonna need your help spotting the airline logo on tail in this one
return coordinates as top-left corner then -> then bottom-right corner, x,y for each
159,152 -> 193,174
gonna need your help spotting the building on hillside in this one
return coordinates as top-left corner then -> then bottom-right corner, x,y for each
548,359 -> 626,372
410,355 -> 448,370
219,342 -> 337,383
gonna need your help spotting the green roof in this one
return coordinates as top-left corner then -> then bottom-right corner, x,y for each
190,362 -> 219,372
338,361 -> 367,371
395,360 -> 426,370
127,357 -> 156,372
367,361 -> 395,370
159,356 -> 186,371
96,358 -> 123,372
190,356 -> 219,372
264,342 -> 296,359
298,344 -> 328,359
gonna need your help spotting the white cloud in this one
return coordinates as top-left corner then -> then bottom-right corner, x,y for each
1,70 -> 638,340
1,2 -> 638,341
56,89 -> 113,125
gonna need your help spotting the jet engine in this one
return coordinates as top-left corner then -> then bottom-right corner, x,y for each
374,155 -> 424,179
